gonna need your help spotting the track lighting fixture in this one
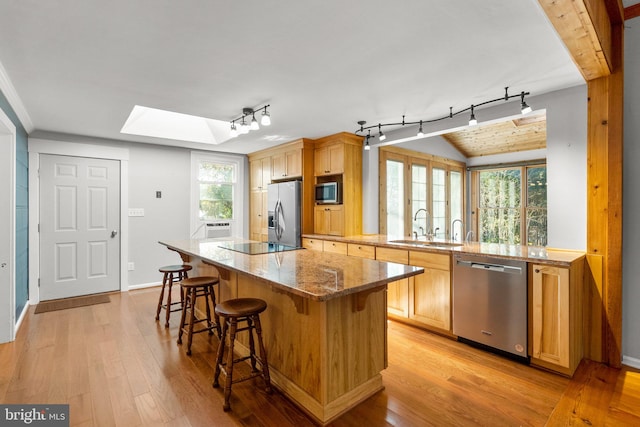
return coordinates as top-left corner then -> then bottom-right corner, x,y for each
468,105 -> 478,126
364,130 -> 371,151
228,104 -> 271,138
355,87 -> 531,147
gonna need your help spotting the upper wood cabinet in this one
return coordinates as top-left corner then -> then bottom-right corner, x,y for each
250,156 -> 271,191
312,133 -> 363,237
314,143 -> 344,176
272,148 -> 302,180
530,259 -> 584,376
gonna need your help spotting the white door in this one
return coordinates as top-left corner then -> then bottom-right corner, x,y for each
39,154 -> 120,300
0,110 -> 15,343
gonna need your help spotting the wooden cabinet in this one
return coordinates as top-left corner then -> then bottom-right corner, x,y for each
249,139 -> 314,238
313,133 -> 363,237
314,143 -> 344,176
322,240 -> 347,255
314,205 -> 344,236
271,148 -> 302,180
530,261 -> 584,376
250,156 -> 271,191
408,251 -> 451,332
347,243 -> 376,259
377,247 -> 410,318
302,237 -> 324,251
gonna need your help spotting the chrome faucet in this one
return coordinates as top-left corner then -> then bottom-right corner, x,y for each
451,219 -> 463,241
413,209 -> 431,239
465,230 -> 475,243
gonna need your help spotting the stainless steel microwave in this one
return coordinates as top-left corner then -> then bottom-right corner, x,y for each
315,182 -> 341,204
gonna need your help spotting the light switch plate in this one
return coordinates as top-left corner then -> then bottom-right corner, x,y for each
128,208 -> 145,217
128,262 -> 135,271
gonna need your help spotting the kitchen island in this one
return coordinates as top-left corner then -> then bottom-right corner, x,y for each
159,239 -> 423,425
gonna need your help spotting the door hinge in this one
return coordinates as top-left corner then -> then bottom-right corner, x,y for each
38,223 -> 40,232
38,278 -> 40,287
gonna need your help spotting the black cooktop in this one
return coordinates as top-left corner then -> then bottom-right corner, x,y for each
219,242 -> 302,255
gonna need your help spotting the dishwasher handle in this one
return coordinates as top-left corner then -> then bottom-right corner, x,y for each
456,259 -> 522,274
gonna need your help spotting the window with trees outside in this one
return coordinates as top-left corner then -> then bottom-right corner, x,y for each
190,152 -> 245,238
380,147 -> 465,240
472,164 -> 547,246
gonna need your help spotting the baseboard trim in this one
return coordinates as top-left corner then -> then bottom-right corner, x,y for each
14,302 -> 29,337
622,355 -> 640,370
128,282 -> 161,291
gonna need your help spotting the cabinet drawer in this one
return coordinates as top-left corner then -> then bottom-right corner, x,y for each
302,238 -> 324,251
409,251 -> 450,270
323,240 -> 347,255
347,243 -> 376,259
376,247 -> 409,264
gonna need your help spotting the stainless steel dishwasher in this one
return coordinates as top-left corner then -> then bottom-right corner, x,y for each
452,254 -> 528,360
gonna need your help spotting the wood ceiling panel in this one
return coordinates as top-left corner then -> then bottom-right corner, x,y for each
442,112 -> 546,158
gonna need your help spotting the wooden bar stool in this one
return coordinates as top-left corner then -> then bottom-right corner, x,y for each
212,298 -> 272,411
156,264 -> 192,327
177,276 -> 221,355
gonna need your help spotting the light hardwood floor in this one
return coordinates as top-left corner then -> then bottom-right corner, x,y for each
1,288 -> 638,426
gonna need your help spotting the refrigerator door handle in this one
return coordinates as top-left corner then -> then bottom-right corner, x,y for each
275,199 -> 284,240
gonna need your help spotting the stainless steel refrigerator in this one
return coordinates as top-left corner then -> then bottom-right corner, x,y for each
267,181 -> 302,247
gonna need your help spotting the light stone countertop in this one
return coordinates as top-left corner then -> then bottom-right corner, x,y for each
159,238 -> 424,302
302,234 -> 585,266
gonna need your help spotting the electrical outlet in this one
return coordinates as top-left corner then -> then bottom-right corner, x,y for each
128,208 -> 144,217
128,262 -> 135,271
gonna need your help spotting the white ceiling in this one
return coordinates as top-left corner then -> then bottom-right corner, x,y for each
0,0 -> 587,154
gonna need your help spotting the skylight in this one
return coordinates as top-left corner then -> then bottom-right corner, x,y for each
120,105 -> 231,145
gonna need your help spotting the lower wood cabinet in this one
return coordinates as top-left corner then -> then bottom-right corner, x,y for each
376,247 -> 410,318
302,237 -> 323,251
314,205 -> 344,236
408,251 -> 451,332
530,262 -> 584,376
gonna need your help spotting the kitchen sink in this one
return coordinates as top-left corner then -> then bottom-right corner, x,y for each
388,239 -> 463,248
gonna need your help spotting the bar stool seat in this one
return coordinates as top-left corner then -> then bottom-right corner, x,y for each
177,276 -> 221,355
156,264 -> 192,327
212,298 -> 272,411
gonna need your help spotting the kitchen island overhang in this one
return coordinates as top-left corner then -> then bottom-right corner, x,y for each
159,239 -> 423,425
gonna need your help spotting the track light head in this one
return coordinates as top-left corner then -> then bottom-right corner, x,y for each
378,124 -> 386,141
520,92 -> 532,115
229,122 -> 238,138
240,118 -> 250,134
261,107 -> 271,126
364,130 -> 372,151
417,120 -> 424,137
250,114 -> 260,130
469,105 -> 478,126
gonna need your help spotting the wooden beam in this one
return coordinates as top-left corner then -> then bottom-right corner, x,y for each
538,0 -> 611,80
625,4 -> 640,20
539,0 -> 624,368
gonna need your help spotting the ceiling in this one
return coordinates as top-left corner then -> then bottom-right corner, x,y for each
0,1 -> 588,155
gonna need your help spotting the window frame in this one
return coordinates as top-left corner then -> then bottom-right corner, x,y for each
190,151 -> 245,238
379,146 -> 465,239
470,161 -> 547,246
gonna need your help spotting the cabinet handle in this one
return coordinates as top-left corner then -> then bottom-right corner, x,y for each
535,269 -> 540,273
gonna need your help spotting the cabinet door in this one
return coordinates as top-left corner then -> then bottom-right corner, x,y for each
376,247 -> 410,317
327,143 -> 344,174
285,149 -> 302,178
271,153 -> 286,180
326,205 -> 344,236
250,157 -> 270,191
302,237 -> 324,251
249,190 -> 269,242
531,264 -> 570,368
314,205 -> 327,235
314,146 -> 329,176
408,251 -> 451,331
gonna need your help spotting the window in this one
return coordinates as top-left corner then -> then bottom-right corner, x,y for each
191,152 -> 245,237
198,162 -> 234,220
472,164 -> 546,245
380,147 -> 465,239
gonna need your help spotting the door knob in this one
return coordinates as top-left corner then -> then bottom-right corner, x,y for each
1,263 -> 6,268
111,230 -> 118,238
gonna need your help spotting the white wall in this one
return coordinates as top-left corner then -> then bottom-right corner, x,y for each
363,85 -> 587,250
623,16 -> 640,366
29,131 -> 247,288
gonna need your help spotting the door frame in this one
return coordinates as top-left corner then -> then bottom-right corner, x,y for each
28,139 -> 129,304
0,107 -> 16,343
